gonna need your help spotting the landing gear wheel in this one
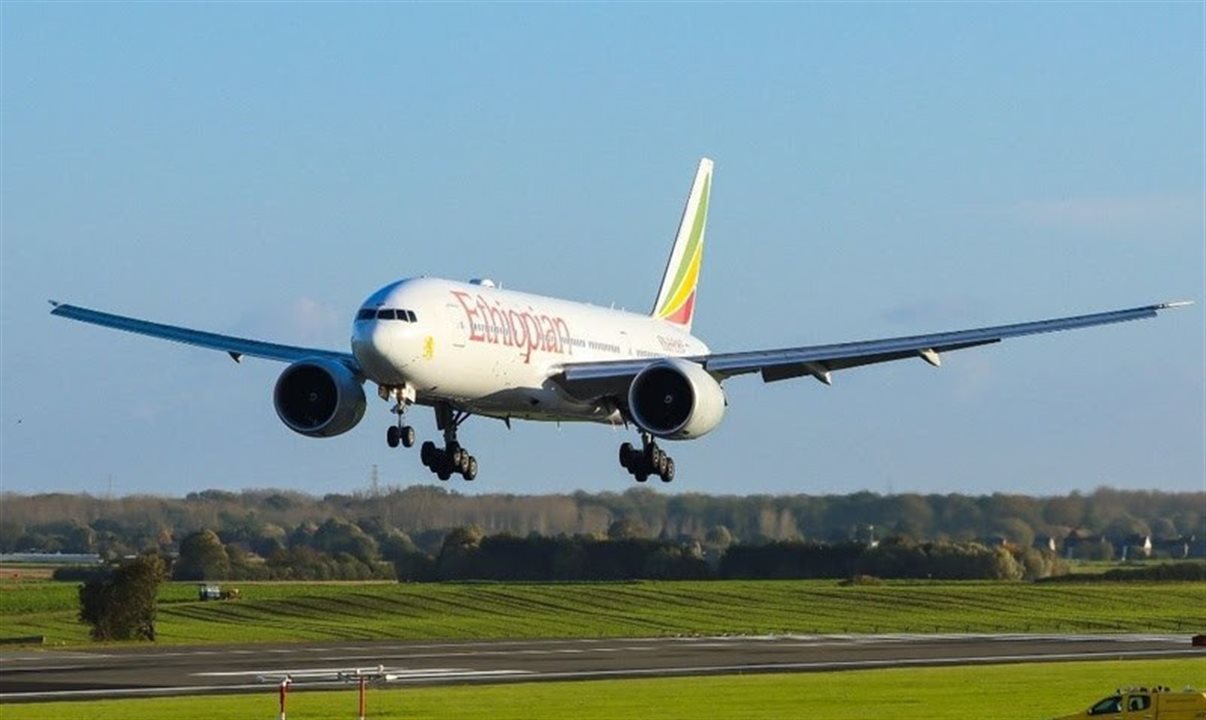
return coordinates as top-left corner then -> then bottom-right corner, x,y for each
654,450 -> 669,476
401,425 -> 416,448
619,442 -> 635,469
456,451 -> 471,475
436,468 -> 451,481
464,456 -> 478,481
660,458 -> 675,483
634,471 -> 648,483
420,441 -> 437,467
386,425 -> 400,448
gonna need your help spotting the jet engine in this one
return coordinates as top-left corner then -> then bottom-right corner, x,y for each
627,358 -> 726,440
273,358 -> 366,438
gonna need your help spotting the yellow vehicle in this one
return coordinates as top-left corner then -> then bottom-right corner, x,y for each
1053,687 -> 1206,720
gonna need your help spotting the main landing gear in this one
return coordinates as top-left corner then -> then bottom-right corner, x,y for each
420,403 -> 478,481
619,433 -> 675,483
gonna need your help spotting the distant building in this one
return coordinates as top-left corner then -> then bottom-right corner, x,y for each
1117,534 -> 1153,561
1153,535 -> 1204,559
1064,530 -> 1113,560
1033,535 -> 1058,553
0,552 -> 103,565
1154,537 -> 1191,560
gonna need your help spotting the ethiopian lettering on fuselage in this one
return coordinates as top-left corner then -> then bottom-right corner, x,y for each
451,291 -> 572,363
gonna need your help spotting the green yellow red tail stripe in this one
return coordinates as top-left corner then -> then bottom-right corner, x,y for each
652,159 -> 712,332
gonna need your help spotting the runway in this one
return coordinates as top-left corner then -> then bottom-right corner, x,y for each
1,634 -> 1200,703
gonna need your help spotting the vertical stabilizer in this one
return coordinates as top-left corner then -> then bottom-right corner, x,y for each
651,158 -> 712,332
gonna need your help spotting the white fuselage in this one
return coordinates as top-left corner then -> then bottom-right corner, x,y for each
349,278 -> 709,424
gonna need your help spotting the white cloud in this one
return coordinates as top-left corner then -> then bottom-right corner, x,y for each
232,297 -> 346,347
1011,192 -> 1202,230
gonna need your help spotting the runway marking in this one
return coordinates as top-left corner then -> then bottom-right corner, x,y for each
0,633 -> 1189,666
293,646 -> 657,664
524,647 -> 1204,682
2,645 -> 1198,702
197,666 -> 484,677
195,666 -> 533,682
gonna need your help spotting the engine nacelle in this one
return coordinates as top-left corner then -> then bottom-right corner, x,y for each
627,358 -> 726,440
273,358 -> 366,438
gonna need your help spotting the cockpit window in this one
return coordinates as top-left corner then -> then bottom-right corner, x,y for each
367,308 -> 417,321
359,307 -> 420,321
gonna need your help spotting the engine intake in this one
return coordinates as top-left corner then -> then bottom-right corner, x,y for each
273,358 -> 366,438
627,358 -> 726,439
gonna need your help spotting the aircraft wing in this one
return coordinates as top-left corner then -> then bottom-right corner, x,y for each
49,301 -> 359,369
553,301 -> 1191,400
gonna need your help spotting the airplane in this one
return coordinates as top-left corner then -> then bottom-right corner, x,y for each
50,158 -> 1191,483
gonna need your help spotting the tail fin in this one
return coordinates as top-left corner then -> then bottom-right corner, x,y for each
651,157 -> 713,332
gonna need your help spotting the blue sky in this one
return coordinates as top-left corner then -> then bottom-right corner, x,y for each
2,3 -> 1202,498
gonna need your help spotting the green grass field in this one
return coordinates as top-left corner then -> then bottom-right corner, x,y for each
2,579 -> 1203,645
2,659 -> 1203,720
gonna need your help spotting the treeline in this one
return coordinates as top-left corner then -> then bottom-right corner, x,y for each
399,533 -> 1068,582
718,539 -> 1064,581
80,526 -> 1071,583
1038,562 -> 1206,583
3,486 -> 1202,562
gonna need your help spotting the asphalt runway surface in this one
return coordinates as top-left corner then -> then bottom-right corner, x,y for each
1,634 -> 1200,703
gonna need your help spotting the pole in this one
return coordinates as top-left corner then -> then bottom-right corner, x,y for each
358,675 -> 367,720
279,677 -> 291,720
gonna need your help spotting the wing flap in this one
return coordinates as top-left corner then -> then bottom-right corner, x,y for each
49,302 -> 358,369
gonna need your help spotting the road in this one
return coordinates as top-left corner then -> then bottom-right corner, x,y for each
0,634 -> 1199,703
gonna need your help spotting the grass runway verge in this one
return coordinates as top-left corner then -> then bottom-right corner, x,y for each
3,659 -> 1203,720
3,579 -> 1204,645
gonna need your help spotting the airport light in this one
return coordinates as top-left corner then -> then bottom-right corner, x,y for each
259,665 -> 396,720
337,666 -> 395,720
277,676 -> 292,720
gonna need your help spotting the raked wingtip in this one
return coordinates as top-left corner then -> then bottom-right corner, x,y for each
1158,300 -> 1194,309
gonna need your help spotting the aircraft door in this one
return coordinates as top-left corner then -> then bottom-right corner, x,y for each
445,303 -> 467,348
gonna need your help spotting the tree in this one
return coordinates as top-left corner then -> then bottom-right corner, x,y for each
379,530 -> 419,563
311,519 -> 379,564
993,517 -> 1036,549
704,525 -> 734,549
174,529 -> 231,580
1150,517 -> 1178,541
1043,494 -> 1085,528
607,518 -> 647,540
0,519 -> 24,552
1105,514 -> 1150,540
79,554 -> 165,641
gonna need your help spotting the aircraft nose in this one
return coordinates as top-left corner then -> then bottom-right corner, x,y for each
352,321 -> 406,383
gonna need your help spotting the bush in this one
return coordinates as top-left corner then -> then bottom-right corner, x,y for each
78,554 -> 165,641
1039,561 -> 1206,583
838,574 -> 884,586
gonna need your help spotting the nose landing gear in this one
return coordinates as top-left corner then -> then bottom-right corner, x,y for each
386,423 -> 415,448
381,385 -> 417,449
619,433 -> 675,483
